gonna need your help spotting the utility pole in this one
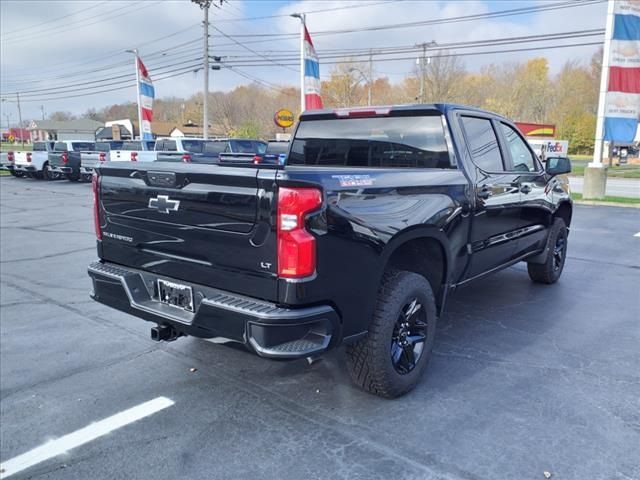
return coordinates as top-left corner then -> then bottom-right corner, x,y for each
415,41 -> 436,103
16,92 -> 23,146
191,0 -> 216,139
368,50 -> 373,106
40,105 -> 45,121
203,4 -> 209,139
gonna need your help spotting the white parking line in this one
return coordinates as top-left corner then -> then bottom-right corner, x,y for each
0,396 -> 174,479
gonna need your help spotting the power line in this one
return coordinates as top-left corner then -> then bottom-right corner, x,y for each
1,1 -> 110,37
208,0 -> 603,38
5,37 -> 603,103
211,26 -> 298,72
2,1 -> 163,44
6,57 -> 203,99
11,64 -> 206,103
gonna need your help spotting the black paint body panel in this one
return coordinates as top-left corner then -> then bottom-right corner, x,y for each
90,103 -> 571,352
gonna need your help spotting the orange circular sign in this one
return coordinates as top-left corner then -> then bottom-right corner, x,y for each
274,109 -> 295,129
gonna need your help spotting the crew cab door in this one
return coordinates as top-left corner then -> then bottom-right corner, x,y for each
458,114 -> 522,278
496,121 -> 549,257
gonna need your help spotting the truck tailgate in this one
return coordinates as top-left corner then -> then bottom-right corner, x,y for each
98,162 -> 279,301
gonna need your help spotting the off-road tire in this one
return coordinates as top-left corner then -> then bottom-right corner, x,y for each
527,218 -> 568,284
42,163 -> 53,180
346,270 -> 437,398
65,171 -> 80,182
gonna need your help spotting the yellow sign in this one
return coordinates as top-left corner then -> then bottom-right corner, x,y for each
8,135 -> 15,143
274,109 -> 295,129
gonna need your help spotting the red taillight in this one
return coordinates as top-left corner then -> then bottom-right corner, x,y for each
26,152 -> 32,163
61,152 -> 69,164
182,153 -> 191,163
92,173 -> 102,240
277,187 -> 322,278
130,152 -> 138,161
253,155 -> 262,165
7,151 -> 14,162
99,152 -> 106,162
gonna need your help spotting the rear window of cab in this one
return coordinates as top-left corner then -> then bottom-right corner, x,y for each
288,115 -> 452,169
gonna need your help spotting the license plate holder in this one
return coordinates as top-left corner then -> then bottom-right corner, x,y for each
157,279 -> 194,312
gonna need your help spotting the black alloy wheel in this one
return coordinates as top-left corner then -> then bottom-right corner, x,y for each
527,218 -> 568,284
391,298 -> 428,375
552,232 -> 566,272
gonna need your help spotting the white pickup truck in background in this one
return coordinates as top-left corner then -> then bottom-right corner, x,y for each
13,142 -> 58,180
110,140 -> 155,162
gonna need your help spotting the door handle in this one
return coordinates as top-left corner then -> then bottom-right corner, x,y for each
477,185 -> 492,200
520,185 -> 532,194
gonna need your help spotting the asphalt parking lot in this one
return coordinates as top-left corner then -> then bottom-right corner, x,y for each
1,176 -> 639,480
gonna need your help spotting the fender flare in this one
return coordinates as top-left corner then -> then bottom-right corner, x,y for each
378,226 -> 454,312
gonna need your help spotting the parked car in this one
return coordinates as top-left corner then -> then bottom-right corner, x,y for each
109,140 -> 155,162
13,142 -> 58,179
253,140 -> 289,165
88,104 -> 572,398
0,151 -> 23,177
49,141 -> 96,181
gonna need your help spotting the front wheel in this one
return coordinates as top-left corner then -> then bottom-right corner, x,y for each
346,270 -> 437,398
527,218 -> 568,284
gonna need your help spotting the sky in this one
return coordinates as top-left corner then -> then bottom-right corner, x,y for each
0,0 -> 606,123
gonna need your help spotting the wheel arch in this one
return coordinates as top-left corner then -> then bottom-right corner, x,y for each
554,200 -> 572,229
380,227 -> 453,314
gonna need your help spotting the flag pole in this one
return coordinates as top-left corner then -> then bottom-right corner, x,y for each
291,13 -> 306,114
583,0 -> 615,200
126,48 -> 143,140
591,0 -> 616,167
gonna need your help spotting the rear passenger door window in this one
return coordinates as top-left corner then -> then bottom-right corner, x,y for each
500,123 -> 539,172
165,140 -> 177,152
460,116 -> 504,172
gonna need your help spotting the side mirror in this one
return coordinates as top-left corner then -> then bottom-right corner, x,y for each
545,156 -> 571,176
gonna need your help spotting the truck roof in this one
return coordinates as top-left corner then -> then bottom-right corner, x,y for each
299,103 -> 508,121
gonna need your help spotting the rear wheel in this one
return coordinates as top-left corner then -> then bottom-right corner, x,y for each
81,173 -> 92,182
527,218 -> 568,284
9,170 -> 23,177
346,270 -> 437,398
42,162 -> 54,180
65,171 -> 80,181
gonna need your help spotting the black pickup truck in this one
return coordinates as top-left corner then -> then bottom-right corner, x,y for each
88,104 -> 572,398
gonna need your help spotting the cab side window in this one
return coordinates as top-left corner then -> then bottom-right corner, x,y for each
460,116 -> 504,172
500,123 -> 538,172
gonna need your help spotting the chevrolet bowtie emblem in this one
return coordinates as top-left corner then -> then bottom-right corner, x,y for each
148,195 -> 180,214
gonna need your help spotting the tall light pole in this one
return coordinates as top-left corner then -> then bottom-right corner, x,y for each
415,41 -> 436,103
125,48 -> 143,140
290,12 -> 306,114
192,0 -> 214,139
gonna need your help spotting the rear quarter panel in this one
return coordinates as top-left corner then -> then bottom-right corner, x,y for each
274,167 -> 470,338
